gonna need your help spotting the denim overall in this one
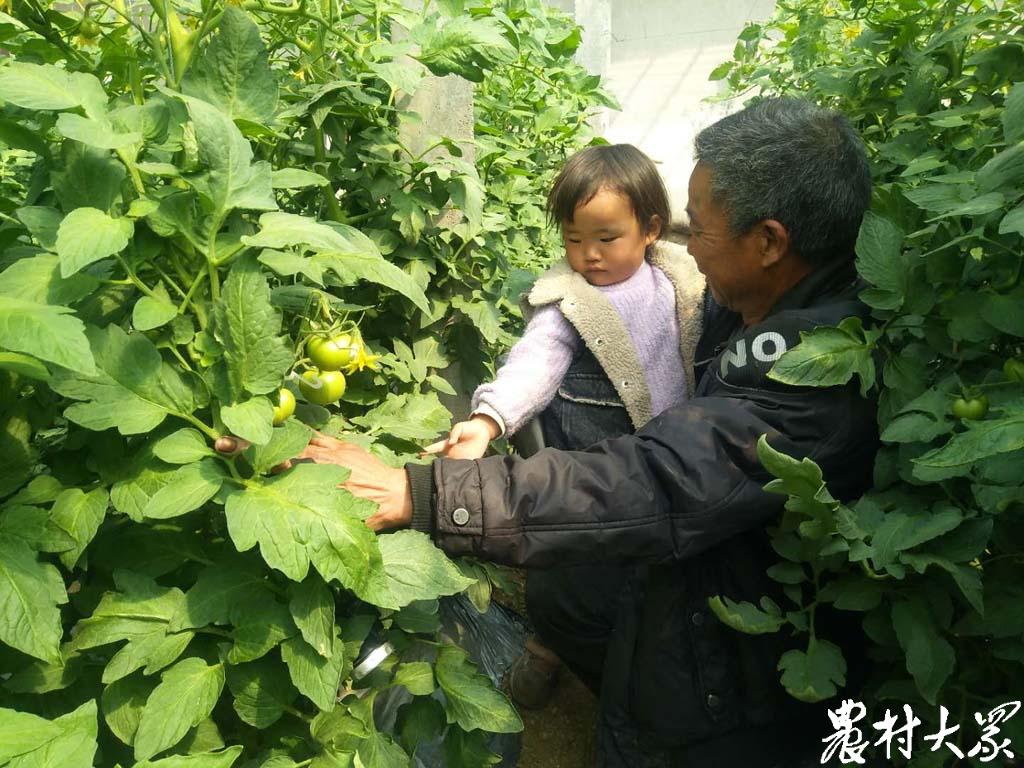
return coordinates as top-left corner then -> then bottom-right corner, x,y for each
537,343 -> 635,451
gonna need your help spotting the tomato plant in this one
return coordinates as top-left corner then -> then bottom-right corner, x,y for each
708,0 -> 1024,760
0,0 -> 608,761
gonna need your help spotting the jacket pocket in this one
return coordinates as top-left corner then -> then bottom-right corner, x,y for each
552,372 -> 632,450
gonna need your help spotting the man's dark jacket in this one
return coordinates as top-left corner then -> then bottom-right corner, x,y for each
406,256 -> 878,757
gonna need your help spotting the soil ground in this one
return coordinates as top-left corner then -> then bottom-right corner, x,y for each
493,571 -> 599,768
517,668 -> 598,768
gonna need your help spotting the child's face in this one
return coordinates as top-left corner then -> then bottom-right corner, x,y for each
562,188 -> 660,287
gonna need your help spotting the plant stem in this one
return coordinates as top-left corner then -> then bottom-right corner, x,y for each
311,122 -> 346,223
184,414 -> 220,440
116,255 -> 158,298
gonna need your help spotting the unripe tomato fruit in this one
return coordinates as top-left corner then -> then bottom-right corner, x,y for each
952,395 -> 988,420
78,18 -> 101,38
299,369 -> 346,405
272,388 -> 296,425
307,335 -> 356,371
1004,358 -> 1024,383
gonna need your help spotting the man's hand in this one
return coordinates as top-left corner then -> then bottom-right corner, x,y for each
297,433 -> 413,531
422,414 -> 500,460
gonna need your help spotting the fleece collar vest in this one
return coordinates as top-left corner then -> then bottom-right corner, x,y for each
525,242 -> 706,429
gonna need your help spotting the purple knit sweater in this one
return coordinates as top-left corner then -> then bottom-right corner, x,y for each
472,259 -> 687,436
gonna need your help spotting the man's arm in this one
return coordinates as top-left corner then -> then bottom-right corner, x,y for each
412,382 -> 875,568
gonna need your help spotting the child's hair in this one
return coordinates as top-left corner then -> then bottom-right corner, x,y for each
546,144 -> 671,236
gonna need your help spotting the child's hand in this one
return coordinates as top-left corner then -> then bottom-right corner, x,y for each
422,415 -> 500,460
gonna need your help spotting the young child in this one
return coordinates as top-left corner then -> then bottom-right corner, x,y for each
424,144 -> 706,710
425,143 -> 706,462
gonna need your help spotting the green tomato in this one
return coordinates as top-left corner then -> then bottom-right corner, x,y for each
272,388 -> 296,425
78,18 -> 101,38
307,334 -> 356,371
1003,358 -> 1024,383
299,369 -> 346,405
952,395 -> 988,420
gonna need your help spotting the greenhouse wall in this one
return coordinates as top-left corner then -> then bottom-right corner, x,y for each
553,0 -> 777,221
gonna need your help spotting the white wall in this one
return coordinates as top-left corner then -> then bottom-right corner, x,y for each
556,0 -> 778,223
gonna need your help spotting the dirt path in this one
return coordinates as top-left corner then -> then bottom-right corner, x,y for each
518,669 -> 598,768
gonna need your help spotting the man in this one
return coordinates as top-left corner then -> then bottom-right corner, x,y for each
290,97 -> 877,766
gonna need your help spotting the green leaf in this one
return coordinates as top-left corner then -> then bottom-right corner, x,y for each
891,597 -> 954,704
257,250 -> 325,284
450,295 -> 504,345
153,429 -> 214,464
226,657 -> 297,729
48,487 -> 108,569
0,504 -> 72,554
357,731 -> 410,768
412,16 -> 516,82
869,504 -> 962,567
220,397 -> 274,446
449,173 -> 485,240
777,639 -> 846,703
0,253 -> 99,306
6,700 -> 99,768
392,661 -> 435,696
913,415 -> 1024,472
56,113 -> 141,148
289,574 -> 335,658
223,464 -> 381,593
245,419 -> 312,475
999,202 -> 1024,235
768,317 -> 877,397
212,256 -> 293,400
102,674 -> 152,746
170,559 -> 271,631
363,530 -> 473,610
369,60 -> 425,96
1004,82 -> 1024,144
55,207 -> 135,278
7,475 -> 65,506
227,599 -> 295,664
854,212 -> 906,309
399,698 -> 447,756
321,251 -> 431,315
53,142 -> 126,213
0,539 -> 66,664
350,392 -> 450,443
50,324 -> 204,435
979,288 -> 1024,336
182,7 -> 278,123
0,352 -> 50,380
131,747 -> 243,768
280,632 -> 344,712
756,435 -> 825,499
134,657 -> 226,761
707,595 -> 786,634
0,708 -> 62,762
900,553 -> 983,614
104,630 -> 194,685
181,96 -> 277,219
133,295 -> 179,332
0,62 -> 105,113
271,168 -> 329,189
978,144 -> 1024,193
0,295 -> 95,375
434,645 -> 522,733
15,207 -> 62,250
141,459 -> 225,520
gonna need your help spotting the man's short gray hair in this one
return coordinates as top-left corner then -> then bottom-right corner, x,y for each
693,97 -> 872,266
